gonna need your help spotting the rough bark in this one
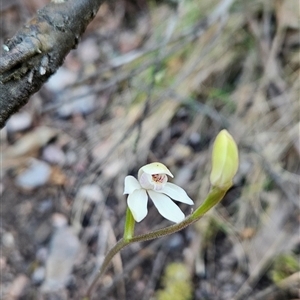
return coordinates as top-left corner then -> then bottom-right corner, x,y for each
0,0 -> 105,128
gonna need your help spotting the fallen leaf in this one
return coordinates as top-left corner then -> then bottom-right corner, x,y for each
4,126 -> 57,159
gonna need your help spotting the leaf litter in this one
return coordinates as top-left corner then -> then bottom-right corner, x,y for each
1,0 -> 299,299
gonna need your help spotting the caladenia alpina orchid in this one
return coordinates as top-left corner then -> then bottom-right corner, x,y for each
84,130 -> 239,300
124,162 -> 194,223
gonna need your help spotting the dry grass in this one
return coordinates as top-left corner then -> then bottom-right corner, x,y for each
1,0 -> 299,299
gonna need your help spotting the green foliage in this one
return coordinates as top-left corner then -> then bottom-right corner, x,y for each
156,262 -> 193,300
175,0 -> 220,30
262,178 -> 276,191
270,253 -> 299,283
208,88 -> 236,113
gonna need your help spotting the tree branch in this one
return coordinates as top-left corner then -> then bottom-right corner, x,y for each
0,0 -> 105,128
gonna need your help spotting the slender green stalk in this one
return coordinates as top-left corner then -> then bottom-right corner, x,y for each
85,238 -> 129,299
130,187 -> 226,243
84,186 -> 227,299
192,186 -> 226,219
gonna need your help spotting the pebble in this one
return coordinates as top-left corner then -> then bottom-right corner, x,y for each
51,213 -> 68,228
2,232 -> 15,248
77,39 -> 99,62
41,227 -> 80,292
36,248 -> 48,263
32,266 -> 46,284
7,274 -> 29,298
189,132 -> 201,145
76,184 -> 104,203
6,112 -> 32,132
42,144 -> 65,165
15,159 -> 51,190
167,233 -> 184,250
46,67 -> 77,93
57,87 -> 96,117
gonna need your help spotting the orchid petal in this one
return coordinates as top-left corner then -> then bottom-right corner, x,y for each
138,162 -> 173,178
148,190 -> 185,223
124,176 -> 141,194
158,182 -> 194,205
127,189 -> 148,222
138,172 -> 154,190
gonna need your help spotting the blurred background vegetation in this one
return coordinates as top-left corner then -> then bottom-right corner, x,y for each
1,0 -> 299,299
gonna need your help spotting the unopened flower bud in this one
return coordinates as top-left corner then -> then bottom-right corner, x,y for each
210,130 -> 239,190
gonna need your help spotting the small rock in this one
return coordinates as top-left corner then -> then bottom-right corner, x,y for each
57,87 -> 96,118
2,232 -> 15,248
7,274 -> 29,298
102,275 -> 114,288
189,132 -> 201,145
36,248 -> 48,263
46,67 -> 77,93
32,266 -> 46,284
51,213 -> 68,228
6,112 -> 32,132
41,227 -> 80,292
42,145 -> 65,165
168,233 -> 184,250
15,159 -> 51,190
76,184 -> 104,203
77,39 -> 99,62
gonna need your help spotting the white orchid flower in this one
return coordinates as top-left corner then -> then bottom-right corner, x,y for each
124,162 -> 194,223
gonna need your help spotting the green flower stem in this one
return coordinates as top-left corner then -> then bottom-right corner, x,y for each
84,186 -> 227,299
85,238 -> 129,299
130,187 -> 226,243
123,208 -> 136,241
191,186 -> 227,220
